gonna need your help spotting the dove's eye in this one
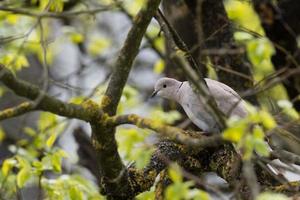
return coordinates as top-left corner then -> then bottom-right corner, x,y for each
163,84 -> 167,88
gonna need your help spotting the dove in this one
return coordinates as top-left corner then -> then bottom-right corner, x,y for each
151,77 -> 247,133
151,77 -> 300,182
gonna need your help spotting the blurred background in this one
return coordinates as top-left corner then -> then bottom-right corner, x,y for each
0,0 -> 299,199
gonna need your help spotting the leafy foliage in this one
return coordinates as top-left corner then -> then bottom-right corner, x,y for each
165,164 -> 211,200
223,104 -> 276,160
0,0 -> 298,199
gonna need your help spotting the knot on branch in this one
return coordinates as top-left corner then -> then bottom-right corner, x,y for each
100,95 -> 112,109
81,99 -> 102,121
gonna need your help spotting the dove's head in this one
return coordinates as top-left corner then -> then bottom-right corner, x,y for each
151,77 -> 182,100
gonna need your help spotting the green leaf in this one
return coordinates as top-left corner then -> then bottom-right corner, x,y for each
254,139 -> 270,157
136,189 -> 155,200
88,37 -> 111,56
6,14 -> 20,25
15,56 -> 29,69
168,163 -> 182,183
242,135 -> 255,160
32,160 -> 43,172
38,112 -> 57,132
165,181 -> 193,200
40,0 -> 64,12
153,59 -> 165,74
16,156 -> 31,169
187,189 -> 211,200
259,110 -> 276,129
51,154 -> 62,172
23,127 -> 37,137
69,186 -> 84,200
2,158 -> 17,177
256,192 -> 288,200
150,109 -> 181,124
133,147 -> 153,169
69,96 -> 85,104
41,154 -> 54,170
223,121 -> 246,143
17,168 -> 31,188
69,32 -> 84,44
0,126 -> 5,142
253,126 -> 264,139
277,100 -> 299,119
0,87 -> 5,97
46,133 -> 58,148
0,54 -> 29,72
51,149 -> 67,172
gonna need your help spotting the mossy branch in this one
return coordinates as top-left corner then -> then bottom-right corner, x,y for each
108,114 -> 224,150
0,64 -> 95,121
88,0 -> 161,199
265,181 -> 300,195
0,64 -> 222,151
102,0 -> 161,115
0,102 -> 34,121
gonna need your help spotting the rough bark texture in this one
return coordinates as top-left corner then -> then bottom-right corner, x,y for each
252,0 -> 300,111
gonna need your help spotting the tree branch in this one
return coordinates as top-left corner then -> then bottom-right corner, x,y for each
0,64 -> 222,151
0,102 -> 34,121
108,114 -> 224,150
90,1 -> 161,199
0,5 -> 117,19
118,4 -> 164,59
271,149 -> 300,166
0,64 -> 94,121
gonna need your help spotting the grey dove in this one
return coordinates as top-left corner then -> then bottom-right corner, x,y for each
151,77 -> 247,132
152,77 -> 300,182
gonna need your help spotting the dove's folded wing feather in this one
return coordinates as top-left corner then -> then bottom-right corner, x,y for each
204,78 -> 248,118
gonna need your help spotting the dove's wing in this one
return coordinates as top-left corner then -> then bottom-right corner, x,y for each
178,82 -> 221,132
205,78 -> 247,118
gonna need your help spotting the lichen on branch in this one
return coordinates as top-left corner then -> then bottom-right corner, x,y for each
0,64 -> 96,121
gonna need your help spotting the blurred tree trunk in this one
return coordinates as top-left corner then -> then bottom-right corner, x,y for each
163,0 -> 258,104
162,0 -> 207,80
252,0 -> 300,111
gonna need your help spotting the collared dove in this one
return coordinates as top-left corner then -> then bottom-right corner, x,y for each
152,77 -> 300,182
151,77 -> 247,132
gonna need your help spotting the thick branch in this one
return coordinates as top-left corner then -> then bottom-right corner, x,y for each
0,64 -> 223,151
118,4 -> 164,59
265,181 -> 300,195
0,64 -> 93,121
102,1 -> 160,115
91,1 -> 161,199
108,114 -> 224,150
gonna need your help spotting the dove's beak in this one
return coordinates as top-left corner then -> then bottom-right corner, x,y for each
150,90 -> 159,98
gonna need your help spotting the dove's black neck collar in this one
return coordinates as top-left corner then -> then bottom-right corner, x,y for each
179,81 -> 183,89
176,81 -> 184,93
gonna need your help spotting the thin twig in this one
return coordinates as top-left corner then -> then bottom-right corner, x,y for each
0,5 -> 117,19
0,102 -> 34,121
